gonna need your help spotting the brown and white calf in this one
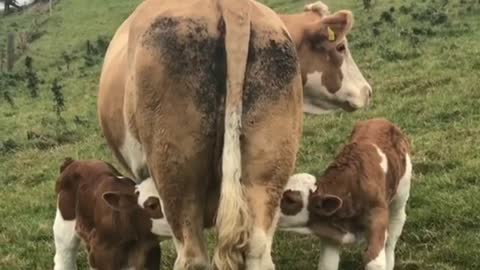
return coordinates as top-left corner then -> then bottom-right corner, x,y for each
279,118 -> 412,270
53,158 -> 171,270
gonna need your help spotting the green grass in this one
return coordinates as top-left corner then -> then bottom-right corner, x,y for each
1,0 -> 480,269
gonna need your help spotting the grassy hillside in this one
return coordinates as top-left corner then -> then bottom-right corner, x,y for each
1,0 -> 479,269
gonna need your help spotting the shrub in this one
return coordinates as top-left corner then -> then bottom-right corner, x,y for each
362,0 -> 372,10
62,51 -> 72,70
50,78 -> 65,118
380,11 -> 395,23
0,139 -> 17,154
25,56 -> 40,98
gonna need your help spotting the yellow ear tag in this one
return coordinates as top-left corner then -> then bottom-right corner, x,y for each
327,27 -> 336,41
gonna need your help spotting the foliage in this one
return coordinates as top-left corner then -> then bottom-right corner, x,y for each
24,56 -> 40,98
83,36 -> 111,67
50,78 -> 64,118
362,0 -> 372,10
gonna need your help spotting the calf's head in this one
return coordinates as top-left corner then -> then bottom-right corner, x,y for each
102,177 -> 171,237
296,2 -> 372,113
278,173 -> 317,228
279,173 -> 344,225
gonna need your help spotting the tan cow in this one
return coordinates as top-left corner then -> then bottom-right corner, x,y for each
97,0 -> 306,269
98,1 -> 371,180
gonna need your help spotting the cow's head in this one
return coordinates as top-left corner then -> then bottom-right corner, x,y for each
102,177 -> 171,238
293,2 -> 372,114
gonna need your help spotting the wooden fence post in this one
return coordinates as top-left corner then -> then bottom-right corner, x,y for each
7,33 -> 15,71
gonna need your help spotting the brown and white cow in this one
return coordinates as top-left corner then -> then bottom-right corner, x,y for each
278,118 -> 412,270
278,1 -> 372,114
53,158 -> 171,270
97,0 -> 305,269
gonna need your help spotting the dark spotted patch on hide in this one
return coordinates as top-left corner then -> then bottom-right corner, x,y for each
243,30 -> 298,114
141,17 -> 226,134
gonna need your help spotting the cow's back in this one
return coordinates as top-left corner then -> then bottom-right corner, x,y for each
97,15 -> 134,176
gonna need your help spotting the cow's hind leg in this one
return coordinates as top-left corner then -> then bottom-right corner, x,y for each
240,28 -> 302,270
149,146 -> 212,270
244,184 -> 280,270
53,208 -> 80,270
136,36 -> 218,267
242,116 -> 302,270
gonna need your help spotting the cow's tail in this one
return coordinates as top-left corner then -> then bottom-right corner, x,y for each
213,0 -> 252,269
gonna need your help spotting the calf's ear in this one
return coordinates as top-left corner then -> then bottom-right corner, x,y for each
102,192 -> 137,211
309,194 -> 342,216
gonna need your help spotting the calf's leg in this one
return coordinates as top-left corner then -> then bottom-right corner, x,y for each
145,244 -> 162,270
53,209 -> 80,270
317,242 -> 341,270
386,154 -> 412,270
385,204 -> 406,270
364,207 -> 389,270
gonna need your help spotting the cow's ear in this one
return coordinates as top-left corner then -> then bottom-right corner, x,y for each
305,10 -> 353,49
320,10 -> 353,41
102,192 -> 137,211
309,194 -> 342,216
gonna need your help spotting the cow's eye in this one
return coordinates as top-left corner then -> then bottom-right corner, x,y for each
336,43 -> 346,53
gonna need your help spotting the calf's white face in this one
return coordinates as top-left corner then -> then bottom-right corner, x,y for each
278,173 -> 317,228
135,177 -> 172,237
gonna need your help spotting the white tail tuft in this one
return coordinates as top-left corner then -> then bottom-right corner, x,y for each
213,0 -> 253,269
